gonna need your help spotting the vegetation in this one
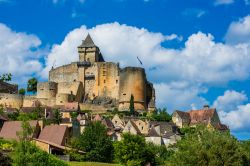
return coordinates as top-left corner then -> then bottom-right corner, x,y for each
167,125 -> 250,166
149,108 -> 171,122
52,109 -> 62,124
0,152 -> 12,166
12,120 -> 67,166
0,73 -> 12,82
129,95 -> 135,115
68,161 -> 119,166
72,121 -> 113,162
114,133 -> 158,166
27,77 -> 38,94
18,88 -> 26,95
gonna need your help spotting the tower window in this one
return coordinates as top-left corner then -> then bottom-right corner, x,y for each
116,80 -> 118,84
104,80 -> 106,83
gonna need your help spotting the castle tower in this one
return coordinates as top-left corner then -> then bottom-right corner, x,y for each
77,34 -> 104,63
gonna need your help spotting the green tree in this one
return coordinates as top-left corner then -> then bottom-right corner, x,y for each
73,121 -> 113,162
129,94 -> 135,115
113,133 -> 155,166
52,109 -> 62,124
150,108 -> 171,122
167,126 -> 249,166
0,73 -> 12,82
18,88 -> 26,95
27,77 -> 38,94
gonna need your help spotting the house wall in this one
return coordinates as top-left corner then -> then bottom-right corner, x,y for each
145,137 -> 162,145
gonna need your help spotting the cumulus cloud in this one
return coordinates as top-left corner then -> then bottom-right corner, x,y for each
214,0 -> 234,6
213,90 -> 248,112
225,15 -> 250,44
0,23 -> 44,85
212,90 -> 250,132
41,22 -> 250,112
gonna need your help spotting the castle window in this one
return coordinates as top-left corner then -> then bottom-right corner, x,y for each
123,93 -> 126,96
104,80 -> 106,83
141,127 -> 144,130
40,89 -> 44,91
116,80 -> 118,84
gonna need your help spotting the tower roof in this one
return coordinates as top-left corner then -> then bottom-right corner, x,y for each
79,34 -> 96,48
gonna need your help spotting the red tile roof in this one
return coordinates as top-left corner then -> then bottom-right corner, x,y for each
0,121 -> 39,140
38,124 -> 68,146
189,108 -> 216,125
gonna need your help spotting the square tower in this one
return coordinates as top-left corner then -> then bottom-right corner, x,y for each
77,34 -> 104,63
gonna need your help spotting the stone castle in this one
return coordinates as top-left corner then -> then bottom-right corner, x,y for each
0,34 -> 155,112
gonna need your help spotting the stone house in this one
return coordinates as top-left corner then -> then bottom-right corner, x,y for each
123,120 -> 141,135
172,105 -> 228,130
35,124 -> 70,154
111,114 -> 125,130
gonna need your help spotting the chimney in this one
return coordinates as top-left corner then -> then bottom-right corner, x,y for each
203,104 -> 210,110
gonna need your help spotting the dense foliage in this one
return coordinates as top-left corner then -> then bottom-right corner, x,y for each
27,77 -> 38,94
18,88 -> 26,95
72,121 -> 113,162
149,108 -> 172,122
113,133 -> 170,166
167,126 -> 250,166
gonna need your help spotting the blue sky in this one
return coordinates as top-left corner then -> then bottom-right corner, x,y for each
0,0 -> 250,140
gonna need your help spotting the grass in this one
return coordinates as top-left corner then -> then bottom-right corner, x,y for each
67,161 -> 120,166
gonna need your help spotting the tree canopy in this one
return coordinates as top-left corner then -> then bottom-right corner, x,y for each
167,126 -> 250,166
27,77 -> 38,94
72,121 -> 113,162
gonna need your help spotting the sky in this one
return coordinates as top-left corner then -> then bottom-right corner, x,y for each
0,0 -> 250,140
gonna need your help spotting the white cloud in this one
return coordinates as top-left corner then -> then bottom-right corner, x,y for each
225,15 -> 250,44
0,23 -> 44,85
182,8 -> 207,18
213,90 -> 248,112
214,0 -> 234,6
219,103 -> 250,131
213,90 -> 250,132
51,0 -> 85,4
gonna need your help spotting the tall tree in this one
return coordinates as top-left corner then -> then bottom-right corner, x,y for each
129,94 -> 135,115
27,78 -> 38,94
73,121 -> 113,162
52,109 -> 62,125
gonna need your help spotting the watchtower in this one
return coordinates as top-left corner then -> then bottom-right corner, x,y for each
77,34 -> 104,63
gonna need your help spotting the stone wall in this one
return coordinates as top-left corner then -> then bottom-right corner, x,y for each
37,82 -> 57,99
49,63 -> 79,83
0,93 -> 23,108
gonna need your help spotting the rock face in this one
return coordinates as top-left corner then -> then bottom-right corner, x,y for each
0,34 -> 156,112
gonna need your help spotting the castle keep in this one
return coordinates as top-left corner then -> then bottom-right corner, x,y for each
0,34 -> 155,112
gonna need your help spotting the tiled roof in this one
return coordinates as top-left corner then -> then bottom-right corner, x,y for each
189,108 -> 216,125
102,118 -> 114,129
38,124 -> 68,146
0,120 -> 38,140
147,127 -> 160,137
93,114 -> 102,121
175,110 -> 190,120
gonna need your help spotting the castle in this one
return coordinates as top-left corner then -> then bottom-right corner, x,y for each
0,34 -> 156,112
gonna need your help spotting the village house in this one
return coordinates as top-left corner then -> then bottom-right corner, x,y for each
172,105 -> 228,131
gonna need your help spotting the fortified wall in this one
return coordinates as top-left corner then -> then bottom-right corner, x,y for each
0,34 -> 156,112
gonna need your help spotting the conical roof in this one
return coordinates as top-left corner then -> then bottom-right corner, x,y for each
79,34 -> 96,48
